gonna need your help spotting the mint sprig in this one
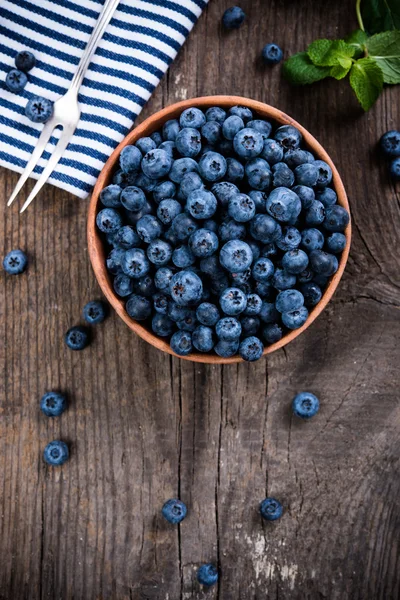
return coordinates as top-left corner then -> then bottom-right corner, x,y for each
283,0 -> 400,112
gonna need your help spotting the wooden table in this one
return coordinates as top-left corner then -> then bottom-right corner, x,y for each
1,1 -> 399,598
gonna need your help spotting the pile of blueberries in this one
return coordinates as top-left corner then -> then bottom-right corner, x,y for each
97,105 -> 350,361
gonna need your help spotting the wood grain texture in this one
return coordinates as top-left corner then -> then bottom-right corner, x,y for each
0,0 -> 399,598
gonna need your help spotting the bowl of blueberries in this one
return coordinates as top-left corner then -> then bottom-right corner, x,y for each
87,96 -> 351,363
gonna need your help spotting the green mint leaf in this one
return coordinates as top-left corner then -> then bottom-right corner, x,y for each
282,52 -> 331,85
330,63 -> 352,80
360,0 -> 400,34
366,30 -> 400,84
349,57 -> 384,111
307,39 -> 355,67
345,29 -> 368,58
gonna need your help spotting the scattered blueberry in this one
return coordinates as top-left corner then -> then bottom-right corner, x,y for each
40,392 -> 67,417
65,326 -> 90,350
197,563 -> 219,587
15,50 -> 36,72
162,498 -> 187,523
3,249 -> 27,275
380,130 -> 400,158
262,43 -> 283,65
260,497 -> 283,521
6,69 -> 27,93
83,300 -> 107,324
25,96 -> 53,123
43,441 -> 69,466
222,6 -> 245,29
292,391 -> 320,419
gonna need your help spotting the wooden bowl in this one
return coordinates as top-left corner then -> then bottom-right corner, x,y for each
88,96 -> 351,363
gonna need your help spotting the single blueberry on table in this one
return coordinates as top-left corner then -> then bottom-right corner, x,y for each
113,274 -> 134,297
25,96 -> 53,123
147,239 -> 172,266
198,151 -> 227,182
126,294 -> 152,320
100,184 -> 122,208
170,270 -> 203,306
135,136 -> 156,155
6,69 -> 28,93
153,180 -> 176,203
172,244 -> 195,268
162,498 -> 187,523
275,289 -> 304,313
180,171 -> 205,198
134,274 -> 156,297
228,193 -> 256,222
282,249 -> 309,274
157,199 -> 182,225
219,218 -> 246,242
316,187 -> 337,207
215,339 -> 240,358
141,149 -> 172,179
305,200 -> 326,227
292,391 -> 320,419
43,441 -> 69,466
266,187 -> 302,223
216,317 -> 242,341
192,325 -> 215,352
260,497 -> 283,521
259,301 -> 280,323
153,292 -> 169,314
189,229 -> 219,258
197,563 -> 219,587
292,185 -> 315,209
152,314 -> 174,337
301,282 -> 322,307
212,181 -> 239,206
272,162 -> 295,188
233,128 -> 264,159
276,226 -> 301,251
15,50 -> 36,72
40,392 -> 67,417
222,115 -> 245,140
274,125 -> 302,150
220,240 -> 253,273
180,107 -> 206,129
175,127 -> 202,157
252,257 -> 274,282
284,148 -> 314,169
272,268 -> 296,291
172,213 -> 198,241
261,138 -> 284,164
294,163 -> 319,187
262,43 -> 283,65
120,145 -> 142,173
309,250 -> 339,277
222,5 -> 245,29
186,188 -> 218,219
326,232 -> 346,254
323,205 -> 350,232
250,214 -> 282,244
96,208 -> 122,233
263,323 -> 283,344
247,119 -> 272,140
65,326 -> 90,350
201,121 -> 221,145
246,158 -> 271,191
241,316 -> 260,336
3,249 -> 27,275
301,228 -> 324,252
225,157 -> 245,183
83,300 -> 107,325
170,330 -> 192,355
162,119 -> 180,141
122,248 -> 150,279
380,130 -> 400,158
220,287 -> 247,316
239,336 -> 264,361
206,106 -> 226,124
282,306 -> 309,329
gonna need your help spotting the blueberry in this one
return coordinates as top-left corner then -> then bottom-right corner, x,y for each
180,107 -> 205,129
274,125 -> 302,150
154,267 -> 174,292
266,187 -> 301,223
326,232 -> 346,254
136,215 -> 163,243
83,300 -> 107,324
261,139 -> 284,164
106,248 -> 124,274
125,201 -> 153,225
301,228 -> 324,252
249,190 -> 267,213
6,69 -> 27,93
292,185 -> 315,209
152,314 -> 174,337
177,310 -> 198,332
323,205 -> 350,232
222,115 -> 245,140
292,391 -> 320,419
276,289 -> 304,313
284,148 -> 314,169
262,43 -> 283,65
169,157 -> 198,183
134,172 -> 157,192
220,287 -> 247,315
153,180 -> 176,203
170,331 -> 192,356
172,213 -> 198,241
252,257 -> 274,282
309,250 -> 338,276
122,248 -> 150,278
276,226 -> 301,251
153,292 -> 169,314
243,293 -> 262,315
294,163 -> 319,187
380,130 -> 400,158
120,145 -> 142,173
315,188 -> 337,207
313,160 -> 332,187
215,339 -> 239,358
186,189 -> 218,220
203,219 -> 218,233
175,127 -> 202,157
259,301 -> 280,323
282,249 -> 309,274
189,229 -> 219,258
172,244 -> 195,268
192,325 -> 215,352
261,242 -> 277,258
163,119 -> 180,141
115,225 -> 141,249
43,441 -> 69,466
272,268 -> 296,290
241,316 -> 260,336
225,157 -> 245,183
282,306 -> 309,329
113,274 -> 134,297
15,50 -> 36,72
198,151 -> 227,182
180,172 -> 204,200
40,392 -> 67,417
263,323 -> 283,344
157,199 -> 182,225
3,249 -> 27,275
260,497 -> 283,521
168,302 -> 190,322
222,5 -> 245,29
97,208 -> 123,234
133,274 -> 156,297
229,105 -> 253,122
100,184 -> 122,208
120,186 -> 146,213
216,316 -> 242,340
201,121 -> 221,145
247,119 -> 272,140
196,302 -> 220,326
246,239 -> 261,262
305,200 -> 325,226
272,162 -> 295,188
151,131 -> 163,146
233,128 -> 264,159
65,326 -> 90,350
170,270 -> 203,306
301,282 -> 322,307
239,336 -> 264,361
297,268 -> 314,283
159,141 -> 177,157
219,219 -> 246,242
135,137 -> 156,155
141,149 -> 172,179
228,193 -> 256,223
212,181 -> 239,206
206,106 -> 227,124
220,240 -> 253,273
246,158 -> 272,191
313,273 -> 329,288
147,239 -> 172,266
250,214 -> 282,243
25,96 -> 53,123
113,169 -> 137,188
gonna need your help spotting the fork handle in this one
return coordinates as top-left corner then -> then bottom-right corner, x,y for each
70,0 -> 120,93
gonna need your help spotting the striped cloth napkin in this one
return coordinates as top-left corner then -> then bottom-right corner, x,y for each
0,0 -> 208,199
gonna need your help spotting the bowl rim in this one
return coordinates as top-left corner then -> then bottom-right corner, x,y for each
87,95 -> 351,363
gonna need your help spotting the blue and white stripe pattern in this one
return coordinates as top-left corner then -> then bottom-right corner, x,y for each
0,0 -> 208,198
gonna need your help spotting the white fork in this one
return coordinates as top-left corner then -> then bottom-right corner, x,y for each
8,0 -> 121,213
